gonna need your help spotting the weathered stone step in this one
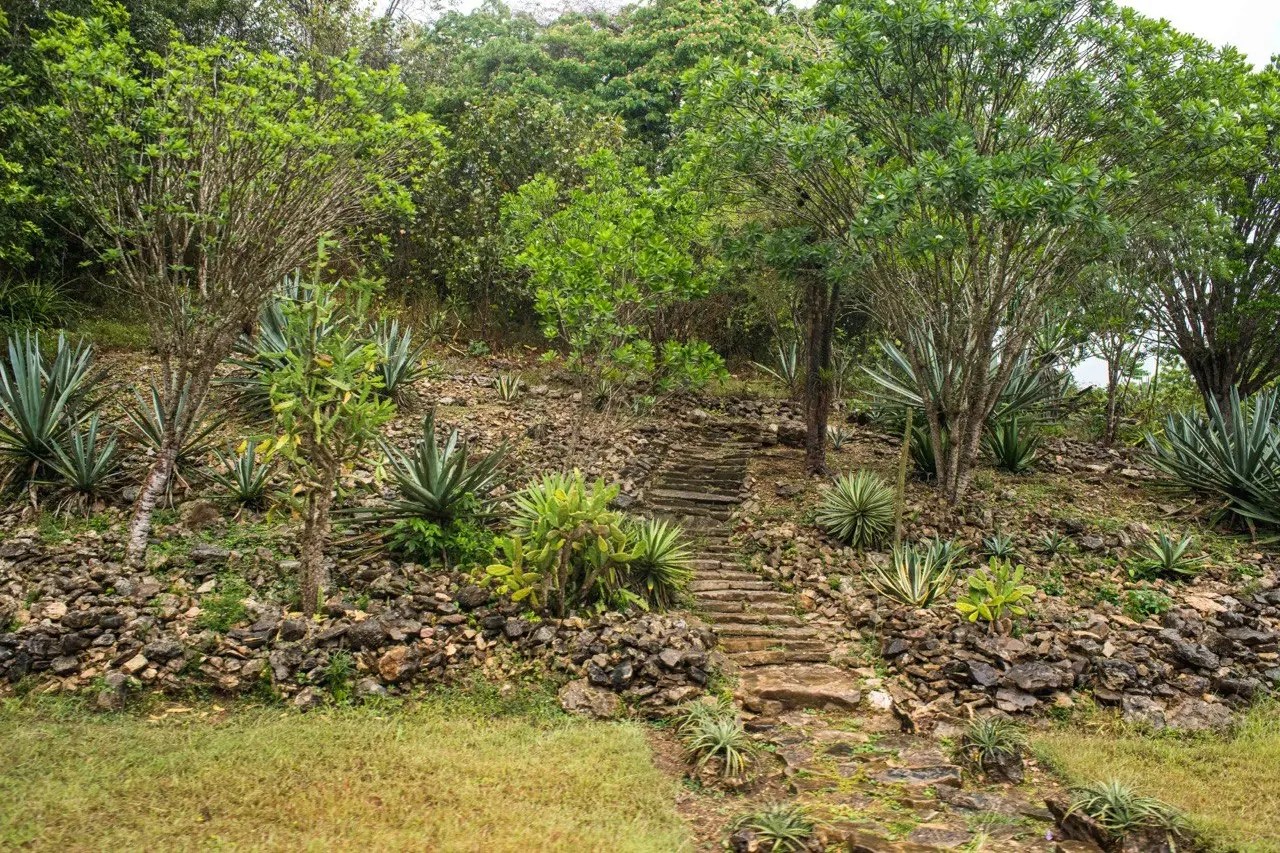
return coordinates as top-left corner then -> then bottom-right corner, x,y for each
694,569 -> 762,582
689,579 -> 777,592
713,623 -> 817,640
700,600 -> 795,616
693,589 -> 791,604
730,649 -> 831,667
649,487 -> 741,504
709,612 -> 807,629
720,636 -> 829,653
737,664 -> 862,712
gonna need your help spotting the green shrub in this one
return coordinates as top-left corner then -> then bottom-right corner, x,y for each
923,536 -> 968,571
627,518 -> 692,610
955,560 -> 1035,626
816,470 -> 894,549
730,804 -> 816,852
197,575 -> 251,632
1039,529 -> 1070,556
1124,587 -> 1172,620
984,416 -> 1040,473
910,422 -> 944,479
677,700 -> 755,781
387,517 -> 495,568
1067,780 -> 1187,839
0,279 -> 74,328
378,412 -> 506,524
1129,532 -> 1204,580
864,542 -> 957,608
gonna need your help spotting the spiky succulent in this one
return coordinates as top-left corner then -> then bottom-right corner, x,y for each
816,470 -> 894,549
865,542 -> 957,608
377,412 -> 505,523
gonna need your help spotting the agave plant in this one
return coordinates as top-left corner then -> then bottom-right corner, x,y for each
1130,532 -> 1204,580
0,331 -> 101,483
209,442 -> 274,509
378,411 -> 506,523
494,372 -> 522,403
124,382 -> 223,485
910,423 -> 944,479
1146,388 -> 1280,527
984,417 -> 1039,473
627,518 -> 693,609
47,414 -> 120,510
826,424 -> 850,450
752,340 -> 801,395
1039,529 -> 1070,556
953,716 -> 1027,783
730,804 -> 816,852
865,542 -> 957,607
816,470 -> 894,549
922,536 -> 968,572
678,701 -> 755,780
982,532 -> 1017,560
1067,780 -> 1187,839
371,318 -> 428,400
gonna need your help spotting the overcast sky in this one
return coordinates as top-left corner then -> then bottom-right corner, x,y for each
1122,0 -> 1279,67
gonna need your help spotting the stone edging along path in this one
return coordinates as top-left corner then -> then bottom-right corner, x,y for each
643,421 -> 863,716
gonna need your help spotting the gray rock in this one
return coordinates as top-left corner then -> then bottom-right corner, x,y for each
142,638 -> 183,661
558,678 -> 622,719
1002,661 -> 1072,694
346,619 -> 386,649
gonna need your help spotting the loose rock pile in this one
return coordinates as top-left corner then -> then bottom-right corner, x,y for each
0,533 -> 717,715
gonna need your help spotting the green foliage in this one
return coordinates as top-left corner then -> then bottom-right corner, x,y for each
0,331 -> 102,485
730,804 -> 816,852
923,536 -> 968,572
826,425 -> 850,451
1145,388 -> 1280,527
955,560 -> 1036,626
816,470 -> 894,549
626,518 -> 693,610
1130,533 -> 1205,580
1124,587 -> 1172,621
209,442 -> 273,510
47,413 -> 119,506
387,517 -> 494,569
124,381 -> 222,480
196,574 -> 251,633
0,279 -> 74,329
752,340 -> 800,396
909,423 -> 944,479
378,411 -> 506,524
864,542 -> 957,609
503,149 -> 724,398
984,417 -> 1040,474
324,651 -> 355,703
953,717 -> 1026,776
370,318 -> 428,402
981,533 -> 1017,561
494,373 -> 522,403
1039,530 -> 1070,556
1067,780 -> 1188,839
677,700 -> 755,781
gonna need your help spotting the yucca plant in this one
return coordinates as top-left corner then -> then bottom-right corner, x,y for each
0,331 -> 101,484
627,518 -> 693,610
47,413 -> 120,511
209,442 -> 274,509
1067,780 -> 1188,840
678,702 -> 755,780
865,542 -> 957,607
982,532 -> 1017,560
953,716 -> 1026,783
1130,532 -> 1204,580
752,340 -> 801,395
124,382 -> 223,488
826,424 -> 850,450
923,536 -> 968,571
1146,388 -> 1280,527
494,372 -> 522,402
816,470 -> 894,549
730,804 -> 817,852
371,318 -> 428,400
377,414 -> 504,528
984,416 -> 1039,473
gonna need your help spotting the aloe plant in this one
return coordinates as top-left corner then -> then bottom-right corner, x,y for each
984,416 -> 1039,473
865,542 -> 957,607
209,442 -> 274,509
1130,532 -> 1205,580
494,372 -> 522,402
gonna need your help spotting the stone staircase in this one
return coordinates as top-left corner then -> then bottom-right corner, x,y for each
646,424 -> 861,714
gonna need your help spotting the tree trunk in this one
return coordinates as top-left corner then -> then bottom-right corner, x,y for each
1103,360 -> 1120,445
125,439 -> 181,566
802,275 -> 838,474
299,472 -> 336,615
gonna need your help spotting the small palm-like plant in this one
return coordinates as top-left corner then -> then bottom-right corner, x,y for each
753,340 -> 801,395
1039,529 -> 1069,556
985,416 -> 1039,473
817,470 -> 894,549
371,318 -> 428,400
628,518 -> 692,610
982,532 -> 1017,560
48,414 -> 119,510
678,701 -> 755,780
0,331 -> 101,483
494,372 -> 522,402
865,542 -> 957,608
379,412 -> 506,524
731,804 -> 817,852
1067,780 -> 1188,839
953,716 -> 1026,782
210,442 -> 274,509
955,559 -> 1036,626
1130,532 -> 1204,580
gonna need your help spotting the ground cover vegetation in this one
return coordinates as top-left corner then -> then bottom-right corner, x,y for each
0,0 -> 1279,850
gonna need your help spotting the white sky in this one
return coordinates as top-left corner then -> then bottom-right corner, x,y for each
1121,0 -> 1280,68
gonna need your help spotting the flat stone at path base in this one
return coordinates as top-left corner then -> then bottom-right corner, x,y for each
737,663 -> 862,713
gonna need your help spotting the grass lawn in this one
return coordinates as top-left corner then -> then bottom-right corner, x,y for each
1035,702 -> 1280,852
0,690 -> 691,852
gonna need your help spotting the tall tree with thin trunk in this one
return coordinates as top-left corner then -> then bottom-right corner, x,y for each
32,9 -> 432,563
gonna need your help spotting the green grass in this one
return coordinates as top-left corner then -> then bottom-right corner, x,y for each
1035,702 -> 1280,851
0,693 -> 692,852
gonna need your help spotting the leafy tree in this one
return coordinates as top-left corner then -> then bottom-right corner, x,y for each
503,149 -> 725,402
264,268 -> 395,615
685,0 -> 1243,498
1080,264 -> 1151,444
31,8 -> 431,563
1149,64 -> 1280,415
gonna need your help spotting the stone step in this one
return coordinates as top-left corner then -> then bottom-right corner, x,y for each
689,579 -> 777,592
729,649 -> 832,667
693,589 -> 791,604
694,569 -> 761,582
720,636 -> 829,653
700,600 -> 795,616
649,488 -> 741,505
736,664 -> 863,712
710,612 -> 807,629
712,623 -> 817,640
